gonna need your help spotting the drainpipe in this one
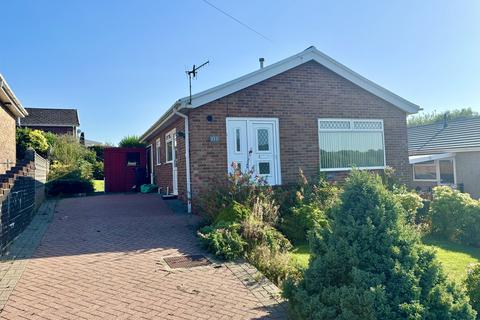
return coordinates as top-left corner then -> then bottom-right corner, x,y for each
173,106 -> 192,214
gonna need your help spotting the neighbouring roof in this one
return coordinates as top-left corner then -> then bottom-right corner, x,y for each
21,107 -> 80,127
408,117 -> 480,154
409,153 -> 455,164
0,74 -> 28,118
141,46 -> 420,142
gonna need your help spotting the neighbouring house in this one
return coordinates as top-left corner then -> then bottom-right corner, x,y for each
20,107 -> 80,137
0,74 -> 28,174
140,46 -> 420,212
408,116 -> 480,198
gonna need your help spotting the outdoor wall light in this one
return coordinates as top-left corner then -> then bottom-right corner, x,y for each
176,131 -> 185,139
207,115 -> 213,122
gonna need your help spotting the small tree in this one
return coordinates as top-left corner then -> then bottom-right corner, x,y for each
118,135 -> 145,148
284,171 -> 475,319
16,128 -> 49,159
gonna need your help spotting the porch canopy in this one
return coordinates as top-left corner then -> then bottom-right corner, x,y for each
409,152 -> 455,164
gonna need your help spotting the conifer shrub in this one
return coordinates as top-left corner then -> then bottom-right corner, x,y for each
284,170 -> 475,319
465,264 -> 480,317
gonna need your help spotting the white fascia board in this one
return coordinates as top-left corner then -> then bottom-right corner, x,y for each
0,74 -> 28,118
409,153 -> 455,164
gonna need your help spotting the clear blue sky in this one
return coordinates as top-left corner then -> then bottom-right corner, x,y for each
2,0 -> 479,144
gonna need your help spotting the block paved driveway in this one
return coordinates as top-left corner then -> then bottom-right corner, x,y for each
0,194 -> 286,319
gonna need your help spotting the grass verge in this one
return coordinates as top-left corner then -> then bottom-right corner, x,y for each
292,237 -> 480,284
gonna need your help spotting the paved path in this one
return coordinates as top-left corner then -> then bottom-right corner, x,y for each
0,194 -> 286,319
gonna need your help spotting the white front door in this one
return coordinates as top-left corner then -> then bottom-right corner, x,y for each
226,118 -> 281,185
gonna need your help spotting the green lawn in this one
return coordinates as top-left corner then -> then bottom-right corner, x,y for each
291,244 -> 310,268
93,180 -> 104,192
423,236 -> 480,282
292,237 -> 480,283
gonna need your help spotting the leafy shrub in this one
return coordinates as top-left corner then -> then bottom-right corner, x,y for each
16,128 -> 49,159
118,135 -> 145,148
465,264 -> 480,316
197,162 -> 270,223
284,170 -> 475,319
278,170 -> 338,244
46,177 -> 94,196
392,186 -> 424,224
198,164 -> 299,285
48,135 -> 97,180
214,201 -> 251,225
430,186 -> 480,246
199,223 -> 246,260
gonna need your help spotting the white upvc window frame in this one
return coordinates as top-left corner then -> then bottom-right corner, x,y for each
318,118 -> 386,172
155,138 -> 161,165
165,128 -> 176,164
413,157 -> 457,185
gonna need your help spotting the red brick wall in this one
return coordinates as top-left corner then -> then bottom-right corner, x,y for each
0,105 -> 17,174
145,118 -> 187,201
187,61 -> 412,203
23,126 -> 75,136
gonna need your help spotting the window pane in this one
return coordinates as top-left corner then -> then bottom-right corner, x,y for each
439,160 -> 454,184
166,141 -> 173,161
235,128 -> 241,152
258,162 -> 270,175
319,131 -> 384,169
257,129 -> 269,151
414,164 -> 437,180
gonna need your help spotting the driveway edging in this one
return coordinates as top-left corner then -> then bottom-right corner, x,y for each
0,200 -> 56,310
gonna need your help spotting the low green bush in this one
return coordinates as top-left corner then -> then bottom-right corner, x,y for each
278,171 -> 338,244
214,201 -> 251,225
431,186 -> 480,246
465,264 -> 480,317
46,178 -> 94,196
199,222 -> 246,260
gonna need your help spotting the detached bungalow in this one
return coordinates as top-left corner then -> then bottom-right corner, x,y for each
140,46 -> 420,212
409,117 -> 480,198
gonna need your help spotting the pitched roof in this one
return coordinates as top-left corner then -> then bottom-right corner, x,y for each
141,46 -> 420,141
21,108 -> 80,127
408,117 -> 480,154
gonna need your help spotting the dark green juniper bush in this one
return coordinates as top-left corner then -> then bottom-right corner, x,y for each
284,170 -> 476,320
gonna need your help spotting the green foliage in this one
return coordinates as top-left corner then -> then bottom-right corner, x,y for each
392,186 -> 424,224
214,201 -> 251,225
16,128 -> 49,159
431,186 -> 480,246
465,264 -> 480,316
199,164 -> 299,285
279,171 -> 339,244
284,170 -> 476,320
46,175 -> 94,196
199,223 -> 246,260
408,108 -> 479,127
48,135 -> 98,180
118,135 -> 145,148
